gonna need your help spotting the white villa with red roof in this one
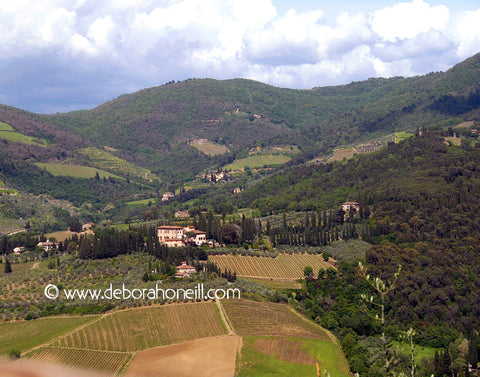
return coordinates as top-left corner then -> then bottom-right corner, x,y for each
175,261 -> 197,278
157,225 -> 207,247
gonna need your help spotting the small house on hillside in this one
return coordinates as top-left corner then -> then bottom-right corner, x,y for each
175,261 -> 197,278
162,192 -> 175,201
175,210 -> 189,219
188,230 -> 206,246
82,222 -> 95,231
14,246 -> 26,255
37,242 -> 58,251
342,201 -> 360,213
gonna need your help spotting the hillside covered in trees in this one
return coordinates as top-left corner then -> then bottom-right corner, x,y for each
226,130 -> 480,376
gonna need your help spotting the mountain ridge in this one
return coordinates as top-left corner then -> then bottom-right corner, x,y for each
0,52 -> 479,232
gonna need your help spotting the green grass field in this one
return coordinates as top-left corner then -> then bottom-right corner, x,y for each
45,230 -> 81,242
0,179 -> 4,186
35,163 -> 122,179
225,154 -> 291,171
191,141 -> 229,156
444,136 -> 462,146
78,147 -> 161,182
237,336 -> 350,377
0,121 -> 13,131
0,316 -> 98,355
242,278 -> 302,290
391,341 -> 439,362
126,198 -> 156,206
395,132 -> 414,143
0,121 -> 47,146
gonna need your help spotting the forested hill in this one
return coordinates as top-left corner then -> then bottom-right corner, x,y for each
224,129 -> 480,341
0,53 -> 479,183
233,128 -> 480,218
45,53 -> 480,158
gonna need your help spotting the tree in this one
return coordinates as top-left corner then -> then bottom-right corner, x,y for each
220,224 -> 242,244
359,262 -> 402,377
4,257 -> 12,273
69,218 -> 82,233
469,333 -> 478,371
8,349 -> 20,359
399,327 -> 416,377
303,265 -> 313,279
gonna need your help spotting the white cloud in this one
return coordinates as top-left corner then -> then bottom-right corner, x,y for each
371,0 -> 449,42
374,30 -> 454,62
88,16 -> 115,48
0,0 -> 479,112
38,7 -> 76,46
452,8 -> 480,58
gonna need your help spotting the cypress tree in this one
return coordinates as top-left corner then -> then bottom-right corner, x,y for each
469,333 -> 478,370
4,258 -> 12,273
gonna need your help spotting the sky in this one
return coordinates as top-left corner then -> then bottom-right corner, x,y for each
0,0 -> 479,113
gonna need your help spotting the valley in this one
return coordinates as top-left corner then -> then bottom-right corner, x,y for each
1,53 -> 480,377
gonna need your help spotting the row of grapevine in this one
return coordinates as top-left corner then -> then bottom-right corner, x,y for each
31,347 -> 131,376
222,299 -> 330,340
209,253 -> 332,279
54,301 -> 227,352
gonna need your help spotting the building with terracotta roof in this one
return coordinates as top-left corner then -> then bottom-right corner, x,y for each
157,225 -> 185,244
175,261 -> 197,278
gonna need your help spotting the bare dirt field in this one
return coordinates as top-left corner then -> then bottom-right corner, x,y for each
125,335 -> 241,377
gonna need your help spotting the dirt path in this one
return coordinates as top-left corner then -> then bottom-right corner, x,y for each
215,297 -> 243,369
215,297 -> 234,335
31,262 -> 39,270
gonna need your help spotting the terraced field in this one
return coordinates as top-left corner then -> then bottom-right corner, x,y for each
209,253 -> 332,280
53,302 -> 227,351
78,147 -> 161,182
35,163 -> 121,179
30,347 -> 131,376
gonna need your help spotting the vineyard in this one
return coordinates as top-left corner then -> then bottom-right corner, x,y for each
222,299 -> 330,340
209,253 -> 332,280
30,347 -> 131,376
0,316 -> 97,355
53,302 -> 227,351
253,337 -> 316,364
